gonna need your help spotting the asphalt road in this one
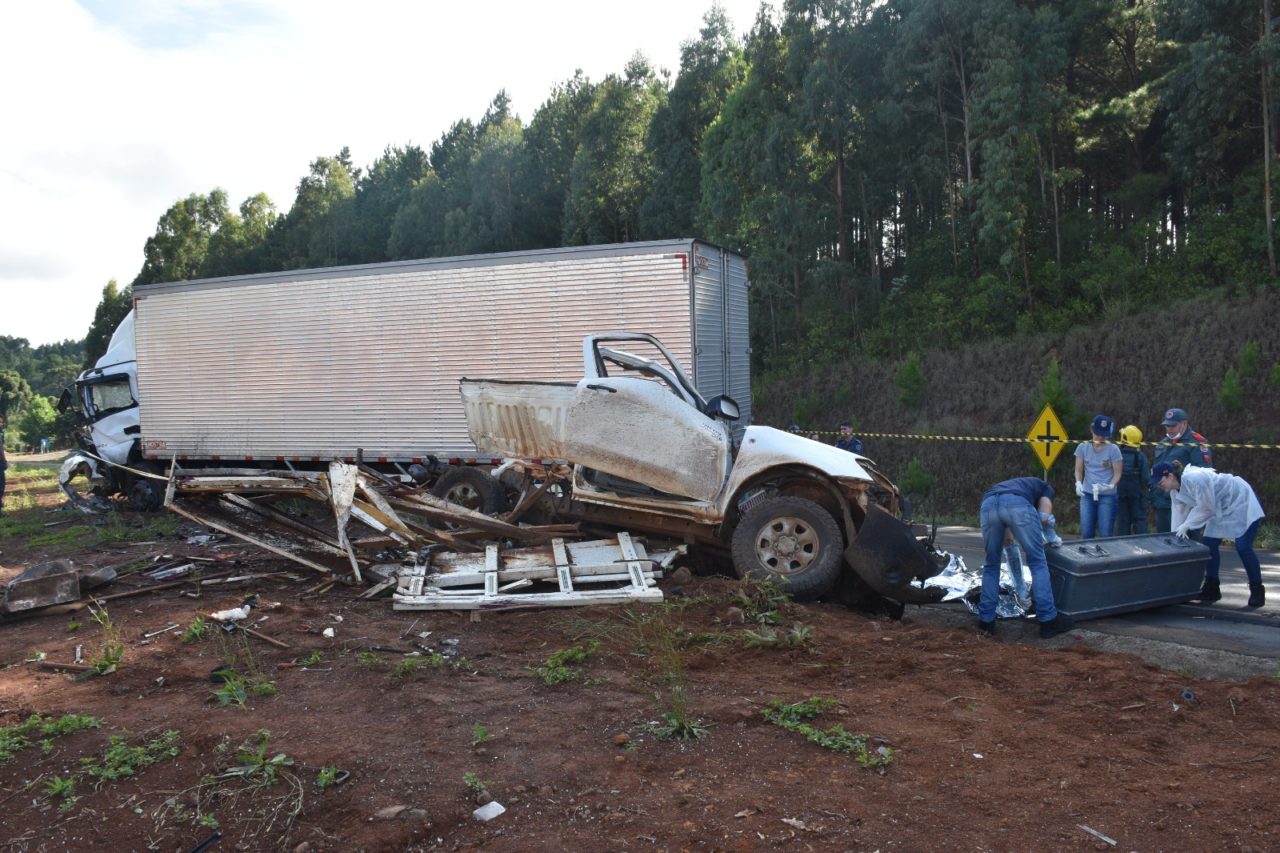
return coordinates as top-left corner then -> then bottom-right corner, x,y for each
930,527 -> 1280,666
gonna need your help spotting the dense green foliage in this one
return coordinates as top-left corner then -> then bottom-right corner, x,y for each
7,0 -> 1279,455
110,1 -> 1276,371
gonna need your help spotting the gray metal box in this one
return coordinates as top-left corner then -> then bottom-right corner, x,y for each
1046,533 -> 1209,620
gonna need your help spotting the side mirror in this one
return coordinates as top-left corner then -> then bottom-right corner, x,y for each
706,394 -> 740,421
57,387 -> 74,414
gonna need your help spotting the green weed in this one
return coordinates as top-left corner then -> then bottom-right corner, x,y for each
181,616 -> 207,644
463,771 -> 490,795
732,578 -> 792,625
212,670 -> 250,709
391,657 -> 421,678
223,730 -> 294,788
297,650 -> 323,667
356,651 -> 384,670
762,697 -> 892,769
533,641 -> 600,685
315,765 -> 341,790
470,723 -> 492,746
43,774 -> 78,811
0,714 -> 99,762
65,619 -> 82,633
85,606 -> 124,676
82,730 -> 181,785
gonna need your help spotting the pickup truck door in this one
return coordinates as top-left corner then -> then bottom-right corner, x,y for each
560,337 -> 733,502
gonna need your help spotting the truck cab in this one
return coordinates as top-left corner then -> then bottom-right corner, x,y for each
57,310 -> 160,510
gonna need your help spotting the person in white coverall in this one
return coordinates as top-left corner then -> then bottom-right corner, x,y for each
1150,460 -> 1266,607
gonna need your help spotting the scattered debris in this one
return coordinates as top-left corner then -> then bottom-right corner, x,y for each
1077,824 -> 1118,846
472,801 -> 506,822
393,534 -> 681,610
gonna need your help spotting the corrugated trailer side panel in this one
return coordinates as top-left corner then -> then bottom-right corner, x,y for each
135,246 -> 709,461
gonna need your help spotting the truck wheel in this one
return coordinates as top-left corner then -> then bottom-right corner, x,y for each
730,496 -> 843,600
430,467 -> 507,516
128,479 -> 162,512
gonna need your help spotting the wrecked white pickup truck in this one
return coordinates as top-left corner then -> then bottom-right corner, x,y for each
462,333 -> 943,607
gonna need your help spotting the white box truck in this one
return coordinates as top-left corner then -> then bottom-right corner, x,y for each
61,240 -> 750,511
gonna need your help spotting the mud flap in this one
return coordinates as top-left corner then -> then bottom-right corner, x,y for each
842,504 -> 946,606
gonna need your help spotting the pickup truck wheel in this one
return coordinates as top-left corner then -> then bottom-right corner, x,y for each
730,496 -> 843,600
430,467 -> 507,517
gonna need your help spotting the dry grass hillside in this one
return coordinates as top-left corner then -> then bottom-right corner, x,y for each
755,290 -> 1280,528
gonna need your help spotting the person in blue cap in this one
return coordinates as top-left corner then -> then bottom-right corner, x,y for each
1073,414 -> 1122,538
1149,406 -> 1212,533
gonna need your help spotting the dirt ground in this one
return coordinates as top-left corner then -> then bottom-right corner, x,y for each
2,467 -> 1279,852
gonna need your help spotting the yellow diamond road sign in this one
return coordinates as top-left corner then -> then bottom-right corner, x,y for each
1027,404 -> 1067,471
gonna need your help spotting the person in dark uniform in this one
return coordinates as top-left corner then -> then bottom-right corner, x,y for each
1115,425 -> 1150,535
1149,407 -> 1212,533
976,476 -> 1074,639
835,421 -> 865,455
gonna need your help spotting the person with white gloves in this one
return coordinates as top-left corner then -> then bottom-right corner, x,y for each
1151,459 -> 1266,607
1073,414 -> 1123,538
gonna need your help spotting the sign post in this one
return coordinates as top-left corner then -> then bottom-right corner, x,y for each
1026,404 -> 1067,475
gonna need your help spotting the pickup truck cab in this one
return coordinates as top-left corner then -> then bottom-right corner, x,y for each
462,333 -> 939,603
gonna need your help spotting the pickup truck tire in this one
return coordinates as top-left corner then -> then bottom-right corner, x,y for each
430,467 -> 507,517
730,496 -> 843,600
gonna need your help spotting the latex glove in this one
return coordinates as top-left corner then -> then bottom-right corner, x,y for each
1039,511 -> 1053,525
1096,482 -> 1116,494
1174,522 -> 1192,540
1074,481 -> 1085,497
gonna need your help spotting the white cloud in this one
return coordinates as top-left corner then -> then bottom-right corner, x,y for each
0,0 -> 762,346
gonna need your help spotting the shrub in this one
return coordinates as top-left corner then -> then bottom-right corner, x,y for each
1239,341 -> 1260,377
900,457 -> 934,498
894,352 -> 926,409
1218,368 -> 1243,412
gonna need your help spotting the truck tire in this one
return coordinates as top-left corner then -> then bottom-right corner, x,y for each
430,467 -> 507,517
128,478 -> 162,512
730,496 -> 843,600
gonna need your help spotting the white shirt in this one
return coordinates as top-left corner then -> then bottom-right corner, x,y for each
1170,467 -> 1265,539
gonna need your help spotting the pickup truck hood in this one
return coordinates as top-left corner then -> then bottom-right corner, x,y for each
727,425 -> 874,491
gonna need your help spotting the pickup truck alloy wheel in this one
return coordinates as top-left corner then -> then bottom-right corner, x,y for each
731,496 -> 843,600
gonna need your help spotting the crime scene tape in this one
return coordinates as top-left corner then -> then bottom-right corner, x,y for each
791,430 -> 1280,450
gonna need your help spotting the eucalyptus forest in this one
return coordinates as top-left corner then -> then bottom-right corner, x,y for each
3,0 -> 1278,445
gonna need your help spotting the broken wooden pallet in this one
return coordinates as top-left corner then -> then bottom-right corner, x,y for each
392,533 -> 679,610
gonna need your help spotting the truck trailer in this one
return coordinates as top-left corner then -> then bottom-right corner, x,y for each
62,240 -> 750,510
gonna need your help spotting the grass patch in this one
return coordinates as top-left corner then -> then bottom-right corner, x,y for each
762,697 -> 893,770
24,525 -> 94,550
1256,521 -> 1280,550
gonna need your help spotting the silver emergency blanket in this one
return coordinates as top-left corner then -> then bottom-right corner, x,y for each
916,550 -> 1033,619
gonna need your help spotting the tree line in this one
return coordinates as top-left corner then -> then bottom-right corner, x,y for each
8,0 -> 1277,449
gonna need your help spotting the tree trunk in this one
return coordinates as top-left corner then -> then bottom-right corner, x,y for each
1263,0 -> 1277,277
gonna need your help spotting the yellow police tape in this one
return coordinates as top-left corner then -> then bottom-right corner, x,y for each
796,431 -> 1280,450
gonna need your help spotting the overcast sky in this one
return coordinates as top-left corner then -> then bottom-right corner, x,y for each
0,0 -> 765,347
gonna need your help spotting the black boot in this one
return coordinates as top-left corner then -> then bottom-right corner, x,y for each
1039,612 -> 1074,639
1197,578 -> 1221,603
1247,583 -> 1265,608
977,620 -> 995,636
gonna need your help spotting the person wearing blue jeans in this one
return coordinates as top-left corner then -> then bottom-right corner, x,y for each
1152,460 -> 1266,607
1074,414 -> 1122,538
977,477 -> 1074,639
